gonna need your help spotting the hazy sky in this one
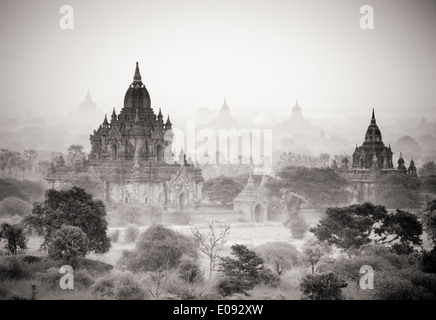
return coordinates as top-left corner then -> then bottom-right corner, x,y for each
1,0 -> 435,124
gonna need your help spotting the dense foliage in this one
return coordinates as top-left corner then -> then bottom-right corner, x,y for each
0,223 -> 28,255
255,242 -> 301,275
202,176 -> 244,205
310,203 -> 422,253
216,244 -> 280,296
25,186 -> 111,254
265,166 -> 352,209
120,224 -> 198,272
300,272 -> 347,300
375,172 -> 421,208
47,225 -> 89,264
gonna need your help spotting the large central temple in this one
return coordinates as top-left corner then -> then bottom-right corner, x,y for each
47,63 -> 203,209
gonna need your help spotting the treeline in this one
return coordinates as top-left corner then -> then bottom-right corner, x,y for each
0,149 -> 40,180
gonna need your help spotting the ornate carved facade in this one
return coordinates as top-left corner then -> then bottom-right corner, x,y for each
47,63 -> 203,209
89,62 -> 171,162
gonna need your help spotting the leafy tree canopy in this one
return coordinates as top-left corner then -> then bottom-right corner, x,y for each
375,172 -> 421,208
265,166 -> 352,209
202,176 -> 244,205
25,186 -> 111,254
310,202 -> 422,253
120,224 -> 198,272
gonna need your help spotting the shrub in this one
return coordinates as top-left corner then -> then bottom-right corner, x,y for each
74,269 -> 95,289
6,291 -> 28,300
47,225 -> 89,265
109,229 -> 120,243
217,244 -> 280,297
300,272 -> 347,300
177,257 -> 204,283
0,223 -> 28,254
124,225 -> 140,242
120,225 -> 198,273
91,272 -> 148,300
36,267 -> 63,290
0,256 -> 29,280
256,242 -> 301,276
22,256 -> 41,264
420,247 -> 436,273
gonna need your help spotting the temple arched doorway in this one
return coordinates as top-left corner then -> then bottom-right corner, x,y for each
179,192 -> 186,209
254,203 -> 266,223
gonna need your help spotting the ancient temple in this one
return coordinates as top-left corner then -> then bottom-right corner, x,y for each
351,109 -> 394,169
339,109 -> 417,204
47,62 -> 203,209
290,100 -> 304,122
233,172 -> 268,222
208,98 -> 238,129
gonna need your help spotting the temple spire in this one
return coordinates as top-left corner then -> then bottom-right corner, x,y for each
371,108 -> 376,124
133,62 -> 142,83
247,169 -> 254,187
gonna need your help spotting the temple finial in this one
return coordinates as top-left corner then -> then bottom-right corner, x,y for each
371,108 -> 376,124
133,62 -> 142,82
247,169 -> 254,187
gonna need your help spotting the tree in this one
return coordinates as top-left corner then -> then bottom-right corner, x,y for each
47,225 -> 89,264
177,256 -> 204,283
92,272 -> 148,300
36,160 -> 51,178
266,197 -> 285,221
318,153 -> 331,167
420,247 -> 436,273
375,172 -> 421,208
255,242 -> 301,276
67,144 -> 85,165
0,223 -> 28,254
280,188 -> 308,239
120,224 -> 198,272
216,244 -> 279,296
21,149 -> 38,180
310,202 -> 387,252
374,209 -> 422,254
7,151 -> 22,179
25,186 -> 111,254
422,175 -> 436,194
419,161 -> 436,177
265,166 -> 352,209
191,220 -> 230,279
202,176 -> 244,205
302,239 -> 331,274
311,203 -> 422,254
62,172 -> 103,199
423,199 -> 436,245
300,273 -> 347,300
